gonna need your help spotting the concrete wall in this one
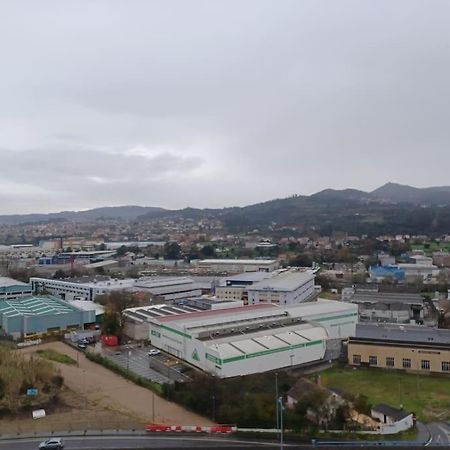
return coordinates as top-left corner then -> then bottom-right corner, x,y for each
308,310 -> 358,339
123,320 -> 150,341
371,411 -> 414,434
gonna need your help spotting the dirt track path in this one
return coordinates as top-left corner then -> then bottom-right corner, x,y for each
20,342 -> 213,426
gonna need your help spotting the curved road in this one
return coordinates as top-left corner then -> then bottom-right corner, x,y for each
0,435 -> 294,450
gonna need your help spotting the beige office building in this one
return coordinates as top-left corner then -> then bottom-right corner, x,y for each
348,324 -> 450,374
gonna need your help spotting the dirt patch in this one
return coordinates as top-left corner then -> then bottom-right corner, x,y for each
0,388 -> 140,434
16,341 -> 212,432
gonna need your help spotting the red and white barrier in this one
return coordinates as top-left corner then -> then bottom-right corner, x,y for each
145,424 -> 237,433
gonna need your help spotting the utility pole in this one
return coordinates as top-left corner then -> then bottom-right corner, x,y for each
275,372 -> 279,433
83,370 -> 87,409
416,359 -> 420,396
152,390 -> 155,423
279,396 -> 284,450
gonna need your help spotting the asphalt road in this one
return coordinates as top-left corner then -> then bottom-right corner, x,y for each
427,422 -> 450,446
0,435 -> 294,450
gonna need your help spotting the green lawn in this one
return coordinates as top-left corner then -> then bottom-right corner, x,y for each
36,349 -> 77,365
319,367 -> 450,422
411,242 -> 450,256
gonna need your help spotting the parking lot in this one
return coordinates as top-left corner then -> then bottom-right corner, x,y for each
102,345 -> 191,385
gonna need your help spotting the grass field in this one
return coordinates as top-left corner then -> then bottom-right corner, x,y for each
36,348 -> 77,365
319,366 -> 450,422
412,242 -> 450,256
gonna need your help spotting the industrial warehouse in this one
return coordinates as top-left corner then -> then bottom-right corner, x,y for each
0,295 -> 96,340
0,277 -> 32,300
146,299 -> 358,378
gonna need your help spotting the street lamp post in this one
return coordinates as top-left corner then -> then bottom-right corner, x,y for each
278,396 -> 284,450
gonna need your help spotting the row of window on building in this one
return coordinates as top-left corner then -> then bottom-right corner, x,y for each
352,354 -> 450,372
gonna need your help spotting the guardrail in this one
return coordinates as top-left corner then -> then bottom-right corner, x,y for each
145,424 -> 237,433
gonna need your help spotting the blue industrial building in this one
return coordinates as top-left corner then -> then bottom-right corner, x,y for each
0,295 -> 95,340
369,265 -> 405,282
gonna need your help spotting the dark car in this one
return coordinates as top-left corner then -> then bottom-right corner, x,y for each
38,437 -> 64,450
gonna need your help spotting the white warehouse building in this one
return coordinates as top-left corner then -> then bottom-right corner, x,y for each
247,270 -> 315,305
148,299 -> 357,378
197,259 -> 279,273
30,276 -> 136,301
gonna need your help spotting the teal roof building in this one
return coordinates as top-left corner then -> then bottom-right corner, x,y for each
0,295 -> 95,340
0,277 -> 32,300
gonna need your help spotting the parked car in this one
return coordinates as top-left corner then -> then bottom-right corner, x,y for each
77,342 -> 87,349
148,349 -> 161,356
38,437 -> 64,449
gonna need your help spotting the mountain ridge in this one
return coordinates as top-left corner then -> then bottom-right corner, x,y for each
2,182 -> 450,226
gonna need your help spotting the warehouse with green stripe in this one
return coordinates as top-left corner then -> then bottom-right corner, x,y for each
147,299 -> 358,378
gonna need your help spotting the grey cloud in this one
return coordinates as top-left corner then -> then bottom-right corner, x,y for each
1,0 -> 450,213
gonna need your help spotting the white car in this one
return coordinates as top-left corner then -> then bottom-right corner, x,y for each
147,349 -> 161,356
38,438 -> 64,450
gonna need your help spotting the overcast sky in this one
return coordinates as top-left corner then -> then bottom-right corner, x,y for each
1,0 -> 450,214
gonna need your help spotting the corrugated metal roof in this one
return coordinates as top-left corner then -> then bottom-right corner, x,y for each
252,335 -> 286,350
275,331 -> 309,346
285,299 -> 357,317
351,292 -> 424,305
225,272 -> 271,283
156,303 -> 277,323
248,271 -> 313,292
0,277 -> 30,288
355,323 -> 450,344
295,327 -> 328,341
199,259 -> 277,265
207,323 -> 327,361
210,342 -> 244,359
0,295 -> 80,317
231,338 -> 267,354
